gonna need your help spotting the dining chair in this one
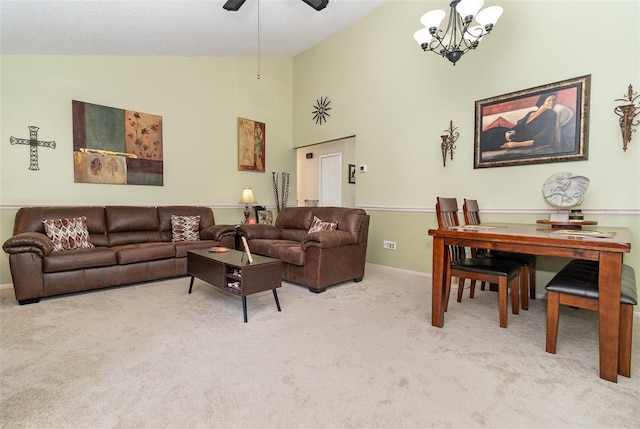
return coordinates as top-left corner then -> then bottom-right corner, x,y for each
436,197 -> 521,328
463,199 -> 537,310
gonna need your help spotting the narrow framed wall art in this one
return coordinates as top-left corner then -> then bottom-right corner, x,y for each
238,117 -> 266,172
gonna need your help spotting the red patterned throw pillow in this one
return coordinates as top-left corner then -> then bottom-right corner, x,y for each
171,215 -> 200,242
42,216 -> 94,252
308,216 -> 338,234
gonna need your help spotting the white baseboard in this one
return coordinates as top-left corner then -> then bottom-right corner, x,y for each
366,262 -> 430,279
1,265 -> 634,313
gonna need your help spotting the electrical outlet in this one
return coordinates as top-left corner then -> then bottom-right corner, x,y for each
383,240 -> 396,250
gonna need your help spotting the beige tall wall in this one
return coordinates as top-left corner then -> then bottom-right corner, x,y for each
1,1 -> 639,292
0,56 -> 295,284
292,0 -> 640,288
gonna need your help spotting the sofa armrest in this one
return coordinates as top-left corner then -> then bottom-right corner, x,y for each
2,232 -> 54,257
302,230 -> 356,250
201,225 -> 237,241
238,224 -> 281,240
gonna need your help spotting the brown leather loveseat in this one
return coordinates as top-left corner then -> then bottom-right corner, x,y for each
2,206 -> 236,304
238,206 -> 370,293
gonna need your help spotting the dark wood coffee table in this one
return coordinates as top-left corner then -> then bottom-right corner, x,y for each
187,248 -> 282,322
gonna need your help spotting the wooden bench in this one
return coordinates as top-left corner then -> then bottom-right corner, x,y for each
545,259 -> 637,377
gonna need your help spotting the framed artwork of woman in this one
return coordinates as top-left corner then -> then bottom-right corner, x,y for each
474,75 -> 590,169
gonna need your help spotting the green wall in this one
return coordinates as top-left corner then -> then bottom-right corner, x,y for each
292,0 -> 640,291
1,1 -> 639,295
0,56 -> 295,284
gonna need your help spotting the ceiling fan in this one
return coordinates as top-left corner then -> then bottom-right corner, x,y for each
223,0 -> 329,12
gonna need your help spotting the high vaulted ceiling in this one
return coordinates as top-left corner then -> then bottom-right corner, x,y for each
0,0 -> 389,57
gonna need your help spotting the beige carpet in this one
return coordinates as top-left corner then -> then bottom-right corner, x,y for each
1,264 -> 638,429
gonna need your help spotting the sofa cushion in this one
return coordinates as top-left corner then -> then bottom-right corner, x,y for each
106,206 -> 159,232
13,207 -> 109,247
42,216 -> 95,252
281,229 -> 308,242
246,239 -> 298,258
269,242 -> 303,260
302,230 -> 356,250
114,242 -> 176,265
43,247 -> 117,273
171,215 -> 200,242
239,224 -> 281,240
308,216 -> 338,234
108,231 -> 163,247
278,245 -> 306,266
274,207 -> 314,230
312,207 -> 367,236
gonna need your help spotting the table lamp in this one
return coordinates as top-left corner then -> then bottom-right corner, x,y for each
239,186 -> 257,223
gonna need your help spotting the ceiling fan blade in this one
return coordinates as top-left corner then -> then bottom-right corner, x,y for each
302,0 -> 329,11
223,0 -> 247,11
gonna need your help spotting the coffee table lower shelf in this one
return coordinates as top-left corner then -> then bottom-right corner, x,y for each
187,248 -> 282,323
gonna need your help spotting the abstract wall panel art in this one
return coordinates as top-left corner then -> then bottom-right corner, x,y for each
237,117 -> 266,172
72,100 -> 163,185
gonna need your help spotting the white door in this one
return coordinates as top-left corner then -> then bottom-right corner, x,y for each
319,153 -> 342,207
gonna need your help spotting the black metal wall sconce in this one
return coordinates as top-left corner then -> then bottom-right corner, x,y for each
614,84 -> 639,152
440,120 -> 459,167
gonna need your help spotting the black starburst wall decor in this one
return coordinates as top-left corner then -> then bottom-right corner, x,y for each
312,96 -> 331,125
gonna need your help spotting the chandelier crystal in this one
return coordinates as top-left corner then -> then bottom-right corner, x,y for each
413,0 -> 503,65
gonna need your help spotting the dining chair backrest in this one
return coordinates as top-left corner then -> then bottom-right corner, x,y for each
436,197 -> 466,263
463,199 -> 488,258
463,199 -> 481,225
436,197 -> 460,228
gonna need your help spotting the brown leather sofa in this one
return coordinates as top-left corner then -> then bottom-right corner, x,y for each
2,206 -> 236,304
238,206 -> 369,293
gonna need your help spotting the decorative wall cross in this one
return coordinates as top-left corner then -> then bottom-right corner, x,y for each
10,126 -> 56,170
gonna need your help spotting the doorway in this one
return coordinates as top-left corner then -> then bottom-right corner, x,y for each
296,136 -> 356,207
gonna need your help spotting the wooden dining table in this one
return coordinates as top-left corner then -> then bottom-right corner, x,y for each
428,222 -> 632,383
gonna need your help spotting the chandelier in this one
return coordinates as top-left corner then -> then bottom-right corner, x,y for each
413,0 -> 503,65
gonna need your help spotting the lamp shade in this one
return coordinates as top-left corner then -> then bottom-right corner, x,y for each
420,9 -> 446,29
239,187 -> 257,204
413,28 -> 432,45
475,6 -> 503,27
456,0 -> 484,19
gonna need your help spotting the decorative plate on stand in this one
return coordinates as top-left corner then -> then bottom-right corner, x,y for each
539,172 -> 593,229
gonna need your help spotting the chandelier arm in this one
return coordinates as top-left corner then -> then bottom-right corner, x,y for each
457,37 -> 476,52
462,25 -> 483,47
449,9 -> 463,52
